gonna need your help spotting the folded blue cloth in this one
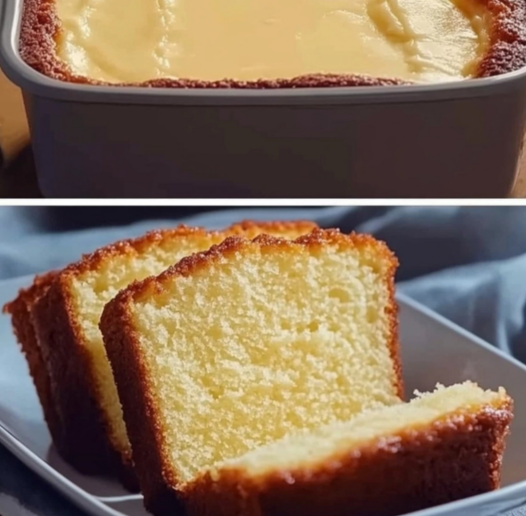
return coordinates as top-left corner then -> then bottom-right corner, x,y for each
1,205 -> 526,516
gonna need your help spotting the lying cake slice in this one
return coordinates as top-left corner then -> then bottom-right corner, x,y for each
4,220 -> 317,488
184,382 -> 512,516
100,229 -> 404,511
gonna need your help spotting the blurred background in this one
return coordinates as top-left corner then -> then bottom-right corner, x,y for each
1,204 -> 526,286
0,206 -> 244,233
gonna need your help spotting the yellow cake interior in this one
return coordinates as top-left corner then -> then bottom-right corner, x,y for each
54,0 -> 490,84
128,241 -> 401,483
218,382 -> 506,478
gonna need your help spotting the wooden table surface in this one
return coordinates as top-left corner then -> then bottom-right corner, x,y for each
1,69 -> 525,198
0,70 -> 29,164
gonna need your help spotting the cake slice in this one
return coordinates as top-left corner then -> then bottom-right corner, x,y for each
183,382 -> 513,516
100,229 -> 404,511
2,273 -> 63,451
4,220 -> 317,488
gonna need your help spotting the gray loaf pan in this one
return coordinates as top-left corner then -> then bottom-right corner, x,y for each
2,0 -> 526,198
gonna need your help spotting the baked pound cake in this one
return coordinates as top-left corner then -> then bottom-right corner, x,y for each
183,382 -> 513,516
19,0 -> 526,87
4,220 -> 316,488
100,229 -> 404,512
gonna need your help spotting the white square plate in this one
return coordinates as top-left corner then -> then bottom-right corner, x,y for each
1,274 -> 526,516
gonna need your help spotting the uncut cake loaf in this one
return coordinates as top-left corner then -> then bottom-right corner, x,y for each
100,229 -> 405,512
3,220 -> 317,488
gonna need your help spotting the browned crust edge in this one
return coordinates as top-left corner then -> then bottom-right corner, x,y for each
99,229 -> 402,515
3,227 -> 211,488
183,397 -> 514,516
2,272 -> 62,445
56,221 -> 318,279
2,271 -> 137,483
227,220 -> 319,238
3,220 -> 317,491
28,275 -> 138,488
101,297 -> 185,516
18,0 -> 526,89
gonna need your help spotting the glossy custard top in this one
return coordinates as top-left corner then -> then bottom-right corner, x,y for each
54,0 -> 490,84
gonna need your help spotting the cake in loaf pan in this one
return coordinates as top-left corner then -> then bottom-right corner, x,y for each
19,0 -> 526,88
3,220 -> 317,489
100,229 -> 405,513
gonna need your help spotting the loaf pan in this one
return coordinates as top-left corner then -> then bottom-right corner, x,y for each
2,0 -> 526,198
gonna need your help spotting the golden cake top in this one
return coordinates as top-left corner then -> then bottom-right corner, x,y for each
54,0 -> 490,84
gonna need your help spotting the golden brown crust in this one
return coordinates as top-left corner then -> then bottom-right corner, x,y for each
29,273 -> 140,489
56,221 -> 318,280
183,398 -> 513,516
123,229 -> 396,294
1,273 -> 136,482
101,297 -> 184,515
18,0 -> 526,88
100,229 -> 403,515
227,220 -> 319,238
477,0 -> 526,78
7,220 -> 315,490
2,272 -> 61,445
28,276 -> 126,478
58,225 -> 211,279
